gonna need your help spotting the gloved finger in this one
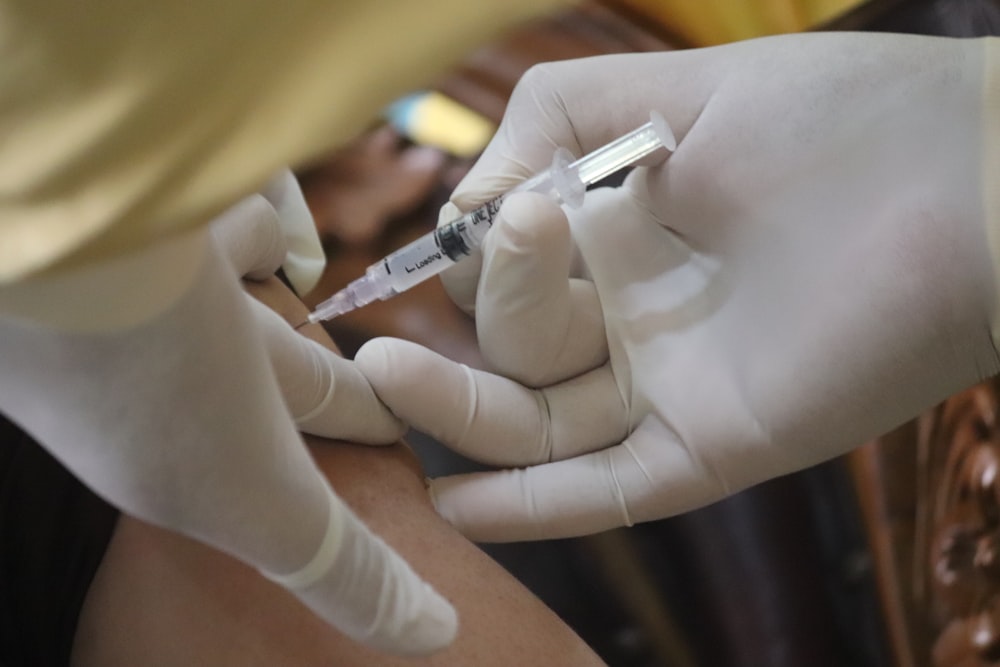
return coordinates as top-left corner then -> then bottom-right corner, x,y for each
251,300 -> 406,444
448,53 -> 713,213
437,201 -> 483,315
258,169 -> 326,295
437,67 -> 574,310
276,487 -> 457,656
355,337 -> 628,466
429,415 -> 724,543
210,193 -> 287,281
448,66 -> 582,212
476,191 -> 607,387
439,54 -> 705,311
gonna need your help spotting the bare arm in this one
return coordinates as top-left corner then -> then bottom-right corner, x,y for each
70,275 -> 605,666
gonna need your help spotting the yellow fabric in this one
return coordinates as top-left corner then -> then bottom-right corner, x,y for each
618,0 -> 861,46
0,229 -> 207,331
0,1 -> 558,283
984,39 -> 1000,336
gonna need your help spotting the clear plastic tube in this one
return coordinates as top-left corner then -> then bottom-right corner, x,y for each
307,111 -> 676,322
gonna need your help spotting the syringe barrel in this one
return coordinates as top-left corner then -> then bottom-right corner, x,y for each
378,196 -> 500,291
360,112 -> 675,303
428,155 -> 574,263
374,231 -> 455,295
307,111 -> 675,323
435,198 -> 505,260
571,122 -> 661,185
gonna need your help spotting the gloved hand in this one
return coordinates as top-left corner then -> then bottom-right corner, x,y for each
356,32 -> 1000,542
0,181 -> 455,654
210,169 -> 405,444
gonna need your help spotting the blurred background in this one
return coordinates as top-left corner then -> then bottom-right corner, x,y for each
296,1 -> 1000,665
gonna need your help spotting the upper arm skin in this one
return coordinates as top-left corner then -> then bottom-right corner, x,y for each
70,276 -> 605,666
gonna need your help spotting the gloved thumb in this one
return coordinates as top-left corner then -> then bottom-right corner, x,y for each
265,487 -> 457,655
476,191 -> 606,387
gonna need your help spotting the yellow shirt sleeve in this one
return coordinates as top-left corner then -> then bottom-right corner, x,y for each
0,0 -> 558,283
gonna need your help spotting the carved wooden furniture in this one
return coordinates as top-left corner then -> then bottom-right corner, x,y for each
853,379 -> 1000,667
830,2 -> 1000,666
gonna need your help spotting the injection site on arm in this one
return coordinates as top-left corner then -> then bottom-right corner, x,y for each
305,111 -> 677,323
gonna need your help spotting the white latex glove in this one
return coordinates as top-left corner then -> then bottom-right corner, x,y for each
0,218 -> 455,653
210,170 -> 405,444
356,33 -> 1000,542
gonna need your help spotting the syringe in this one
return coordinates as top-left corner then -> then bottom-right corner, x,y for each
304,111 -> 676,323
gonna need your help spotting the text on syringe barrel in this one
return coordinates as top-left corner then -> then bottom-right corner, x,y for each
378,196 -> 506,294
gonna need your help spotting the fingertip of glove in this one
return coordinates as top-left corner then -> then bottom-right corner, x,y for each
495,193 -> 568,247
440,263 -> 480,316
501,191 -> 564,223
426,476 -> 447,518
213,194 -> 288,280
354,337 -> 395,377
354,338 -> 429,392
437,201 -> 462,229
381,584 -> 458,657
426,476 -> 465,530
